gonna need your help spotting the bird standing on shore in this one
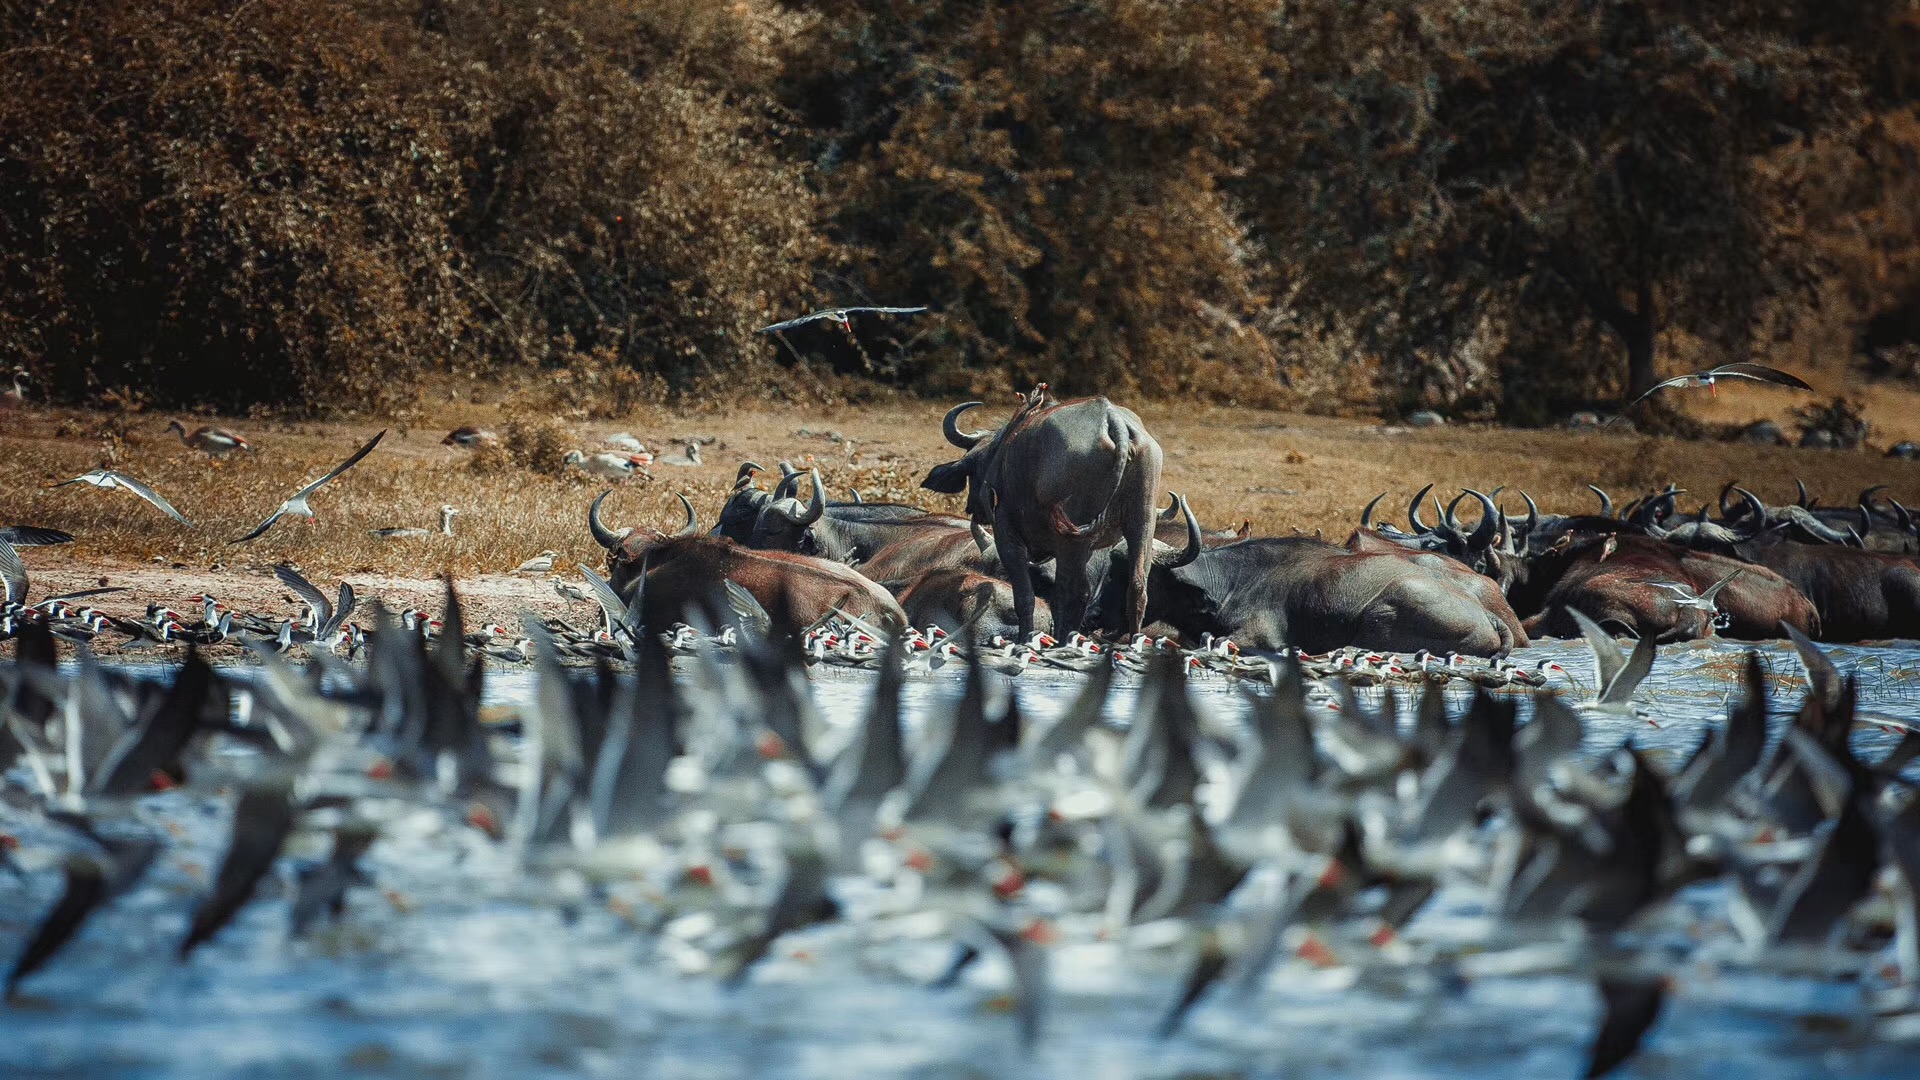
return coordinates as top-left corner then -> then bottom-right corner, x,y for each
1,371 -> 27,410
370,505 -> 458,540
230,430 -> 386,543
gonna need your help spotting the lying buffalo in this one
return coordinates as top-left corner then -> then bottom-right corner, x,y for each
923,388 -> 1163,638
1095,536 -> 1516,655
1345,526 -> 1530,648
747,469 -> 968,566
1511,533 -> 1818,641
589,491 -> 906,634
897,567 -> 1053,640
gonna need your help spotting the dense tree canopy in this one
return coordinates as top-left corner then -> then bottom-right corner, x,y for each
1,0 -> 1915,414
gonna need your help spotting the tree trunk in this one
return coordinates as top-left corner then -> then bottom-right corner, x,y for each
1542,246 -> 1658,405
1623,277 -> 1658,400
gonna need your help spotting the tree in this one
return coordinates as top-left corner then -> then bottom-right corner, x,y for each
1245,1 -> 1880,416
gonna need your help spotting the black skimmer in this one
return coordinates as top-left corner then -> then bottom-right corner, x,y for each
370,505 -> 458,539
230,430 -> 385,543
48,469 -> 193,525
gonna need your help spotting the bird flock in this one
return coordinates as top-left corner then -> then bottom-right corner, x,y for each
0,578 -> 1918,1077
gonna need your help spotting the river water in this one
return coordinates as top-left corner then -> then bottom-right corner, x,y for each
3,638 -> 1919,1079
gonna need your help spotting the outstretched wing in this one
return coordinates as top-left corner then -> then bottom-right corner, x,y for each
332,581 -> 357,635
293,429 -> 386,500
0,526 -> 74,547
105,471 -> 193,525
846,305 -> 929,317
1569,608 -> 1626,693
577,566 -> 632,634
757,310 -> 836,334
1601,631 -> 1657,707
273,564 -> 332,630
0,536 -> 27,605
1615,374 -> 1694,414
1697,566 -> 1745,604
1711,363 -> 1814,391
229,504 -> 288,545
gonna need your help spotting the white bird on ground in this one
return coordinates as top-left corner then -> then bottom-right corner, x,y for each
48,469 -> 193,525
514,550 -> 560,574
565,450 -> 651,481
370,505 -> 458,540
1,371 -> 28,410
605,433 -> 647,453
659,443 -> 703,467
230,430 -> 386,543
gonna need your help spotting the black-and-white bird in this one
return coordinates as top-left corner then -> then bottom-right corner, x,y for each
0,525 -> 73,547
1648,568 -> 1744,614
1615,363 -> 1813,415
230,430 -> 385,543
48,469 -> 193,525
273,564 -> 357,649
757,306 -> 928,334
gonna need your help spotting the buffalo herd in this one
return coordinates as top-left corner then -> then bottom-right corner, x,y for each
584,386 -> 1920,655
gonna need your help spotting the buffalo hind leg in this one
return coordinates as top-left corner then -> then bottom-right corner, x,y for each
1051,542 -> 1096,638
998,522 -> 1039,641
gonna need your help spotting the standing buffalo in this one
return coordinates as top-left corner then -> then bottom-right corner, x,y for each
922,388 -> 1163,638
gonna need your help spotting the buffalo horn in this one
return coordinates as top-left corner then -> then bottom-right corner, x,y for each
1588,484 -> 1615,517
943,402 -> 987,450
1795,478 -> 1813,508
1719,479 -> 1740,518
674,492 -> 699,537
1519,491 -> 1540,537
1462,489 -> 1499,550
1408,484 -> 1436,534
589,490 -> 624,551
1161,492 -> 1202,568
1160,492 -> 1181,521
1892,498 -> 1914,534
778,469 -> 826,527
1361,492 -> 1388,531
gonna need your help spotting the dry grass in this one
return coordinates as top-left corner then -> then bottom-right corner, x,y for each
3,387 -> 1918,596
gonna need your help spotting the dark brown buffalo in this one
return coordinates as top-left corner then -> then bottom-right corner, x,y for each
859,520 -> 1000,586
1345,528 -> 1532,648
897,567 -> 1054,640
1511,534 -> 1818,641
588,491 -> 906,633
922,387 -> 1163,638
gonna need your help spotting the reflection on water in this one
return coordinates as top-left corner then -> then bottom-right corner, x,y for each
4,638 -> 1920,1079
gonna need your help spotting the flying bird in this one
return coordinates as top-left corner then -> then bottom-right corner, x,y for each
1613,363 -> 1813,419
48,470 -> 193,525
757,306 -> 928,334
230,430 -> 386,543
0,525 -> 74,547
1648,568 -> 1744,614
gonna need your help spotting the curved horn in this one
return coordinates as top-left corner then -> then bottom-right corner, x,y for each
1795,478 -> 1813,508
1588,484 -> 1615,517
1462,488 -> 1499,550
849,489 -> 864,504
1443,491 -> 1466,534
1159,492 -> 1181,522
674,492 -> 699,537
773,470 -> 803,501
1860,501 -> 1875,539
1892,498 -> 1914,534
970,520 -> 992,554
1162,492 -> 1202,568
1407,484 -> 1435,534
1859,484 -> 1889,512
589,490 -> 624,551
1361,492 -> 1387,531
1732,486 -> 1767,529
1519,491 -> 1540,537
795,470 -> 826,526
1719,479 -> 1740,518
942,402 -> 986,450
1847,525 -> 1866,548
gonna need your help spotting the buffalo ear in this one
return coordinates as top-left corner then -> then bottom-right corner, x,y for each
922,460 -> 971,494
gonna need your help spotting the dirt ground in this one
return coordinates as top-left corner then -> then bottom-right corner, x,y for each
4,378 -> 1918,657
